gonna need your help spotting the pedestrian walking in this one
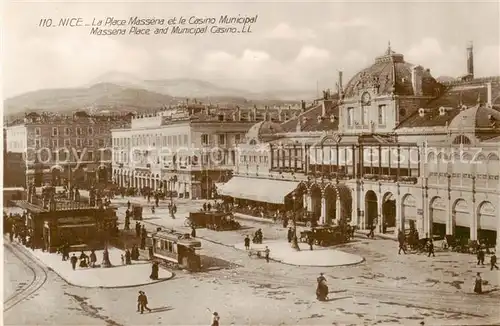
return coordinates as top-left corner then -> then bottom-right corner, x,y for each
477,249 -> 485,265
244,235 -> 250,250
367,224 -> 375,238
70,253 -> 78,270
398,230 -> 406,255
490,253 -> 498,270
427,240 -> 435,257
308,235 -> 314,251
121,254 -> 125,265
191,226 -> 196,238
138,291 -> 152,313
264,246 -> 270,263
474,272 -> 483,294
211,312 -> 220,326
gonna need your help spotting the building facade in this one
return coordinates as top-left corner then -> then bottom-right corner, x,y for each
4,111 -> 131,187
221,44 -> 500,249
111,104 -> 300,199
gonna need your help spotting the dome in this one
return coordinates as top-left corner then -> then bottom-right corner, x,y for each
343,45 -> 441,98
448,105 -> 500,130
244,121 -> 284,144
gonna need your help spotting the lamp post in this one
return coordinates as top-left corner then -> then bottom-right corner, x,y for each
169,175 -> 177,218
291,191 -> 300,251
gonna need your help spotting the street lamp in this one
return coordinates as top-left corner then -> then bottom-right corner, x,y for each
291,191 -> 300,251
169,175 -> 177,218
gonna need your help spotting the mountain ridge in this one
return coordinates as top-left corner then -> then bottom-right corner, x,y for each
3,72 -> 314,117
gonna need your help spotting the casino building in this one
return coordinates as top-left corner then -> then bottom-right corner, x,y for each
220,43 -> 500,249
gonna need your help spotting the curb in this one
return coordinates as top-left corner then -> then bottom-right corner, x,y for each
5,238 -> 175,289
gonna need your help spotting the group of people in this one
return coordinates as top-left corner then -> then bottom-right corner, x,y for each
122,245 -> 141,265
243,234 -> 270,262
69,250 -> 98,270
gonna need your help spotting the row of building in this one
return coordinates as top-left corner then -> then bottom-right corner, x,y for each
4,43 -> 500,250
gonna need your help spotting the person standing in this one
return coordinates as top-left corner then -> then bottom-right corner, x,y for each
135,222 -> 141,237
70,253 -> 78,270
477,249 -> 485,265
191,226 -> 196,238
125,249 -> 132,265
244,235 -> 250,250
211,312 -> 220,326
474,272 -> 483,294
490,253 -> 499,270
287,227 -> 293,243
89,250 -> 97,267
150,262 -> 159,280
427,240 -> 435,257
264,246 -> 270,263
141,225 -> 147,250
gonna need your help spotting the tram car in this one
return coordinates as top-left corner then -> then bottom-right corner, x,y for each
147,229 -> 202,272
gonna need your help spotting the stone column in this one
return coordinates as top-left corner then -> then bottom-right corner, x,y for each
335,197 -> 341,223
377,198 -> 383,233
470,177 -> 477,241
320,195 -> 326,225
352,183 -> 359,227
496,167 -> 500,252
395,186 -> 402,231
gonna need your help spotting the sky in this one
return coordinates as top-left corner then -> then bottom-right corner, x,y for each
2,0 -> 500,98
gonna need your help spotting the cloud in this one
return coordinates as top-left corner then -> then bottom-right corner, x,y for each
295,46 -> 330,63
266,23 -> 316,40
405,37 -> 464,77
326,18 -> 369,30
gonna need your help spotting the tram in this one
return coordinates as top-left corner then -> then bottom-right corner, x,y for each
147,229 -> 202,272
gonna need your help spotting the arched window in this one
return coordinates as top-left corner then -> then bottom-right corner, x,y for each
452,135 -> 471,145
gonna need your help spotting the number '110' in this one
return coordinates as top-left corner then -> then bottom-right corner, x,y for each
39,19 -> 53,27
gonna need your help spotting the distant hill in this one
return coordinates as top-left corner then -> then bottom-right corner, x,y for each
89,72 -> 313,101
3,83 -> 178,116
3,72 -> 310,117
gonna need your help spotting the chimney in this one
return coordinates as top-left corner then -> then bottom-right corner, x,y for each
487,82 -> 492,107
338,70 -> 344,94
467,41 -> 474,78
411,65 -> 424,96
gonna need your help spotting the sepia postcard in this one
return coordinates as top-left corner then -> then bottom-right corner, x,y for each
2,1 -> 500,325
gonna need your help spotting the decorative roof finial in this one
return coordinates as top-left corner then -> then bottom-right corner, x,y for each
386,41 -> 392,55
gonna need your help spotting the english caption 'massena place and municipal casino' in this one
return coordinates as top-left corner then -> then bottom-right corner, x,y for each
219,43 -> 500,251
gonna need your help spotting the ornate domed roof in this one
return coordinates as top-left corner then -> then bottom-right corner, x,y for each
343,45 -> 441,98
448,104 -> 500,130
244,121 -> 284,144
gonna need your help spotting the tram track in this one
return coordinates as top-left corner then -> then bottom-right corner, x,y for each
211,268 -> 495,318
3,241 -> 48,312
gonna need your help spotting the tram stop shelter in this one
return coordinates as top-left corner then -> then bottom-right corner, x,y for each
11,199 -> 118,253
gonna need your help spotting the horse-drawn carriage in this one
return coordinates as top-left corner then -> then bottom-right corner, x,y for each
443,235 -> 480,254
184,211 -> 241,231
299,223 -> 353,246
